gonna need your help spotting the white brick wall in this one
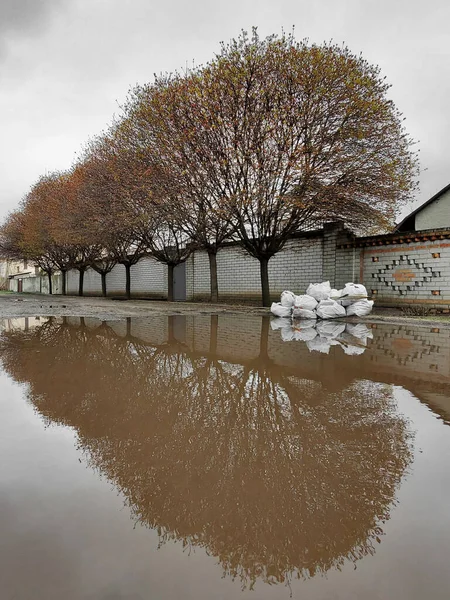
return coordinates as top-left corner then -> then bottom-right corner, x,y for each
190,237 -> 323,301
130,258 -> 167,297
67,269 -> 102,295
66,258 -> 168,297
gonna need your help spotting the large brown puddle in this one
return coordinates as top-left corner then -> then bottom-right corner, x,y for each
0,315 -> 449,599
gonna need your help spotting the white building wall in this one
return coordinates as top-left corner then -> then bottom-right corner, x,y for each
415,188 -> 450,230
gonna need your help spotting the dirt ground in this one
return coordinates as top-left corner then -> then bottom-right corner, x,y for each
0,292 -> 269,320
1,292 -> 450,329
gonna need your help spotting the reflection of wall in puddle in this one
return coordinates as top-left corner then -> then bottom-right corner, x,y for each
182,315 -> 450,422
0,317 -> 45,332
182,315 -> 450,381
12,315 -> 449,387
3,314 -> 449,421
362,325 -> 450,382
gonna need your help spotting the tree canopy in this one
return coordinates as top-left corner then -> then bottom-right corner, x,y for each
0,30 -> 419,305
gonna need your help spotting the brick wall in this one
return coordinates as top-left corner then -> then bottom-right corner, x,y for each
66,257 -> 168,298
188,236 -> 323,303
67,269 -> 102,295
355,230 -> 450,310
13,223 -> 450,310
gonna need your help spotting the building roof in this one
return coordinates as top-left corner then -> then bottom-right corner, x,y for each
395,182 -> 450,232
8,271 -> 33,279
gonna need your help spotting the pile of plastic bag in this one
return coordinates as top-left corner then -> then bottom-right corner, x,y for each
270,281 -> 373,320
270,319 -> 373,355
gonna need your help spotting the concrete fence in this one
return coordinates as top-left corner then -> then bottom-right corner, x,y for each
8,222 -> 450,310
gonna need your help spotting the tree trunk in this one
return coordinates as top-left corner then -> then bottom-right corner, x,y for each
101,272 -> 107,297
168,315 -> 175,342
167,264 -> 174,302
78,269 -> 85,296
125,263 -> 131,299
209,314 -> 218,355
208,250 -> 219,303
259,257 -> 271,307
47,271 -> 53,295
259,316 -> 270,359
61,270 -> 67,296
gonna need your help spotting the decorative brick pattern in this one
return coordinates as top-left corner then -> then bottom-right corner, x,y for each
363,239 -> 450,307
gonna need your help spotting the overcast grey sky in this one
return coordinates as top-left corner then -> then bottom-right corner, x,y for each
0,0 -> 449,222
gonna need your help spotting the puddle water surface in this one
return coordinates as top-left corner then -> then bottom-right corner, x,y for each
0,315 -> 449,600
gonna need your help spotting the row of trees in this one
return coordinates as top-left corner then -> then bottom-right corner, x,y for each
0,30 -> 419,305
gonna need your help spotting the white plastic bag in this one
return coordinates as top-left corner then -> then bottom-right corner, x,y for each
270,302 -> 292,318
280,290 -> 296,307
293,294 -> 318,311
316,299 -> 346,319
306,281 -> 332,301
292,307 -> 317,320
330,288 -> 342,299
341,283 -> 368,298
346,299 -> 374,317
338,283 -> 368,306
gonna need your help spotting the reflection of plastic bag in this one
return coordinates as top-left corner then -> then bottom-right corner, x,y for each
281,291 -> 296,307
306,337 -> 331,354
316,299 -> 346,319
270,317 -> 291,331
292,320 -> 318,341
346,300 -> 374,317
306,281 -> 332,301
316,321 -> 346,339
342,344 -> 366,356
346,323 -> 374,342
292,307 -> 317,320
271,302 -> 292,318
275,317 -> 368,356
281,326 -> 296,342
293,294 -> 318,311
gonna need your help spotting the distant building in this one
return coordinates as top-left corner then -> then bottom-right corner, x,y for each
396,183 -> 450,232
0,258 -> 37,290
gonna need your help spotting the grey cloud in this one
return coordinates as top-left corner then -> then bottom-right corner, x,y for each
0,0 -> 70,60
0,0 -> 60,35
0,0 -> 450,220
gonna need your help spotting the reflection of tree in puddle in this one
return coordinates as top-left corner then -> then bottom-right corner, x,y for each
0,317 -> 413,589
